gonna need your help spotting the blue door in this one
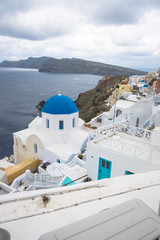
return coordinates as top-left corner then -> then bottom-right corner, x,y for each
98,158 -> 112,180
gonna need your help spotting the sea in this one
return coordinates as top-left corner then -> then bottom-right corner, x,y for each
0,67 -> 102,158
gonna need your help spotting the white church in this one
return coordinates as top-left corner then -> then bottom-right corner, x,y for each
13,93 -> 89,164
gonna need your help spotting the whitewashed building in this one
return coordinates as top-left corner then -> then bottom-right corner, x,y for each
101,95 -> 160,129
86,123 -> 160,181
13,94 -> 89,164
130,96 -> 153,128
101,100 -> 136,126
130,94 -> 160,128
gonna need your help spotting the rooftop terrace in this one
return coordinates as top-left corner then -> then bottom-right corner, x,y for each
88,123 -> 160,165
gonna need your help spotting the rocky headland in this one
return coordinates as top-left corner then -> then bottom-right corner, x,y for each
0,56 -> 52,69
75,75 -> 128,122
39,58 -> 146,76
0,57 -> 147,76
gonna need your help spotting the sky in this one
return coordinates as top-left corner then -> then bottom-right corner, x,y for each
0,0 -> 160,71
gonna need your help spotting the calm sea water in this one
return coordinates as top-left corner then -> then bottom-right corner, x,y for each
0,67 -> 101,158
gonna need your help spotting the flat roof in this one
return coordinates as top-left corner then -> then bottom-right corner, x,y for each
113,100 -> 135,109
91,132 -> 160,165
0,170 -> 160,240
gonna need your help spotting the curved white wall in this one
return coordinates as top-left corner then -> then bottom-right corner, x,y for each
42,112 -> 79,131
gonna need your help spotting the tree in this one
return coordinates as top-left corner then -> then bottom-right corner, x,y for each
35,100 -> 45,116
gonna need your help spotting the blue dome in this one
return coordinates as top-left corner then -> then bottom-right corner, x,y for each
141,80 -> 145,82
42,94 -> 78,115
144,84 -> 148,87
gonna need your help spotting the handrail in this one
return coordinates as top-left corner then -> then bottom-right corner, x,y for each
107,138 -> 152,161
88,123 -> 153,142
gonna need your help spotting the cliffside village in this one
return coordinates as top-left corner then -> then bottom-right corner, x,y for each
0,71 -> 160,239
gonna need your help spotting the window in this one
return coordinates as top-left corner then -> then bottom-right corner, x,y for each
102,160 -> 105,167
106,161 -> 111,170
72,118 -> 75,128
34,143 -> 37,153
136,117 -> 139,127
116,109 -> 122,117
59,120 -> 64,130
46,119 -> 49,128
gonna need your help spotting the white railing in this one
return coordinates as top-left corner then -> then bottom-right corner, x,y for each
88,123 -> 114,141
114,123 -> 152,140
88,123 -> 153,142
143,114 -> 155,129
104,139 -> 152,161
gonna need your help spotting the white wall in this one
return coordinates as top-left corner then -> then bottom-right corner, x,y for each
86,142 -> 150,181
155,106 -> 160,127
102,112 -> 110,125
150,127 -> 160,148
13,135 -> 28,164
38,148 -> 63,163
130,97 -> 153,128
109,100 -> 135,121
42,112 -> 78,131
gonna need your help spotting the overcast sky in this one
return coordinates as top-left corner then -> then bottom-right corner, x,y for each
0,0 -> 160,71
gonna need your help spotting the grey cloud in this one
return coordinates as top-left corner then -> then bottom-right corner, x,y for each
0,22 -> 68,41
0,0 -> 67,16
0,0 -> 33,16
0,1 -> 75,40
0,0 -> 160,41
57,0 -> 160,25
88,0 -> 160,25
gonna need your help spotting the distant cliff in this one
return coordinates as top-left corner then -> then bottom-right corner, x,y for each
0,56 -> 52,69
75,75 -> 128,122
0,56 -> 147,76
39,58 -> 146,76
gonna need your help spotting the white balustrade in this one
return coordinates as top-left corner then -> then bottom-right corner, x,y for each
88,123 -> 153,142
106,139 -> 152,161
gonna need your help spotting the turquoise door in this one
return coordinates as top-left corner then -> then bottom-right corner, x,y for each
98,158 -> 112,180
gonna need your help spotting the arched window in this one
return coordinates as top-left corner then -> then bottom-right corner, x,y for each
34,143 -> 37,153
46,119 -> 49,128
72,118 -> 75,127
59,120 -> 64,130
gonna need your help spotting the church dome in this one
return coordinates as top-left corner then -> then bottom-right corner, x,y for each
42,94 -> 78,115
